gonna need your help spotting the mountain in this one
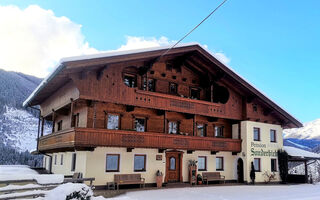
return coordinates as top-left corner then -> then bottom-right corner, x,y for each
0,69 -> 44,165
284,119 -> 320,153
284,119 -> 320,140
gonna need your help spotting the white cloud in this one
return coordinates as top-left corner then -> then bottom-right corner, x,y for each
0,5 -> 98,77
0,5 -> 230,78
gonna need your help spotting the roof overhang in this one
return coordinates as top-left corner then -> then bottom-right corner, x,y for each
23,43 -> 303,128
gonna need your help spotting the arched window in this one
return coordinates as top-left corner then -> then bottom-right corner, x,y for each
170,157 -> 176,170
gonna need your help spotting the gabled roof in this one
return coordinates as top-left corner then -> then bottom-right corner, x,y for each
23,43 -> 302,128
284,146 -> 320,160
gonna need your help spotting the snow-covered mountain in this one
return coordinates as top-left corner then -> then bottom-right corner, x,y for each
284,119 -> 320,140
0,69 -> 42,153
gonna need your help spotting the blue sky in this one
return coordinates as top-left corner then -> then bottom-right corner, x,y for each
0,0 -> 319,123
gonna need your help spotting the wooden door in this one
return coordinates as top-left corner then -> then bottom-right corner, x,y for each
166,152 -> 181,182
237,158 -> 244,183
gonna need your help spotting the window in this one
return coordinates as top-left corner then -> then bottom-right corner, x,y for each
134,155 -> 146,172
252,104 -> 258,112
169,83 -> 178,94
60,154 -> 63,165
198,156 -> 207,171
253,127 -> 260,141
107,114 -> 119,130
148,79 -> 156,92
168,121 -> 179,134
134,118 -> 146,132
197,124 -> 206,137
216,157 -> 224,171
254,158 -> 261,172
169,157 -> 176,170
54,155 -> 57,165
71,153 -> 76,172
190,88 -> 200,99
271,159 -> 277,172
72,113 -> 80,127
123,74 -> 136,88
106,154 -> 120,172
270,129 -> 276,143
215,126 -> 224,137
57,120 -> 62,131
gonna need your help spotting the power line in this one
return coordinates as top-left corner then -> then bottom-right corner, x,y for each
159,0 -> 228,59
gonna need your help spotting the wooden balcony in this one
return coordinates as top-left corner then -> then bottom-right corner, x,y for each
38,128 -> 242,152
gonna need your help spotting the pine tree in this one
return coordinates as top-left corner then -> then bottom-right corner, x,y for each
278,149 -> 289,184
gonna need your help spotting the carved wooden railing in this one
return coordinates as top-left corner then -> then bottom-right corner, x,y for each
134,90 -> 228,118
38,128 -> 242,152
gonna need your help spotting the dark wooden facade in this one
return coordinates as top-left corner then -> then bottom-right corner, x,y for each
26,44 -> 301,153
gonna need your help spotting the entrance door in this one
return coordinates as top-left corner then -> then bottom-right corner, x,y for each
166,152 -> 182,182
237,158 -> 244,183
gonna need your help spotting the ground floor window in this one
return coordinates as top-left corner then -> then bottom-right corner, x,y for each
134,155 -> 146,172
54,155 -> 57,165
60,154 -> 63,165
71,153 -> 76,171
271,158 -> 277,172
198,156 -> 207,171
254,158 -> 261,172
216,157 -> 224,171
106,154 -> 120,172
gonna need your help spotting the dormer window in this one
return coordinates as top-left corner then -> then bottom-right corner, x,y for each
123,74 -> 136,88
190,88 -> 200,100
169,83 -> 178,94
148,79 -> 156,92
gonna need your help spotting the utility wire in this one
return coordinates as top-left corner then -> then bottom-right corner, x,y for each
158,0 -> 228,60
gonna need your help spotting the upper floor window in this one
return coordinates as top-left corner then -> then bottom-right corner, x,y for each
168,121 -> 179,134
134,118 -> 146,132
271,159 -> 277,172
71,113 -> 79,127
57,120 -> 62,131
198,156 -> 207,171
148,79 -> 156,92
107,114 -> 120,130
253,127 -> 260,141
215,126 -> 224,137
197,124 -> 206,137
134,155 -> 146,172
106,154 -> 120,172
190,88 -> 200,100
252,104 -> 258,112
169,83 -> 178,94
216,157 -> 224,171
270,129 -> 276,142
254,158 -> 261,172
123,74 -> 136,88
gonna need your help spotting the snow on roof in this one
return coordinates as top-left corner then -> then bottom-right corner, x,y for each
284,146 -> 320,159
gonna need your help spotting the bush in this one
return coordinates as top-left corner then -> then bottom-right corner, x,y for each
278,149 -> 289,184
66,186 -> 92,200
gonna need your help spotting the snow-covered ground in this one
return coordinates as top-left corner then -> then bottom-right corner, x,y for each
110,184 -> 320,200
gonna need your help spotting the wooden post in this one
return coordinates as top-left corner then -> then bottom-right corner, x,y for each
210,84 -> 213,102
193,115 -> 196,136
37,111 -> 41,151
70,98 -> 74,127
52,110 -> 55,133
304,160 -> 308,183
41,117 -> 44,137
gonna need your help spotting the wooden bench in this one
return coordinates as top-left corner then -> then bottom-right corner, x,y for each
202,172 -> 225,185
114,174 -> 145,190
64,172 -> 95,187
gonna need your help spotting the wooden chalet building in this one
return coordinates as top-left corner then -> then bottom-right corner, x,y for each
23,43 -> 302,186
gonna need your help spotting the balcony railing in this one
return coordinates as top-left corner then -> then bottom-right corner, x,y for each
38,128 -> 242,152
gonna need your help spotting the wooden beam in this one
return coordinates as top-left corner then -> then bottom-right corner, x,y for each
96,65 -> 108,80
70,99 -> 74,128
